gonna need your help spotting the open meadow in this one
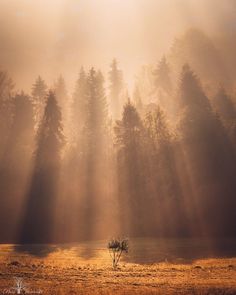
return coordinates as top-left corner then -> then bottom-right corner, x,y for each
0,239 -> 236,294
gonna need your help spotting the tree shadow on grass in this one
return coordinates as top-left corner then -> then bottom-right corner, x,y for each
123,238 -> 236,265
14,244 -> 60,258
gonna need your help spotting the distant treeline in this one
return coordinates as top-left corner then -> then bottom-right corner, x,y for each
0,29 -> 236,243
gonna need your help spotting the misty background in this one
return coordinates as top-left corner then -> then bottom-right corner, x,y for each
1,0 -> 236,91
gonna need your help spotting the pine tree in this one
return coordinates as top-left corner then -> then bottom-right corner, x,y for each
144,106 -> 171,147
213,87 -> 236,121
32,76 -> 47,100
1,91 -> 34,181
177,64 -> 236,236
54,75 -> 70,140
20,90 -> 65,243
84,68 -> 108,153
177,64 -> 215,143
153,56 -> 172,95
179,64 -> 211,110
10,92 -> 34,163
31,76 -> 47,129
36,90 -> 65,168
213,87 -> 236,150
115,101 -> 142,150
144,107 -> 186,235
108,59 -> 123,119
78,68 -> 108,240
0,72 -> 15,240
0,71 -> 14,160
114,102 -> 147,235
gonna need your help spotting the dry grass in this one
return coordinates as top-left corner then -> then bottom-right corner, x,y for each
0,244 -> 235,294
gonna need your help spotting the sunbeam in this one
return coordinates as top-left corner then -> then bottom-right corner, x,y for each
0,0 -> 236,294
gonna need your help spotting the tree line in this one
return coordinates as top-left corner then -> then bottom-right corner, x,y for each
0,54 -> 236,243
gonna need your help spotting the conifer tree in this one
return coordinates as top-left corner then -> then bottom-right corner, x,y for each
9,92 -> 34,164
213,87 -> 236,121
84,68 -> 108,153
115,101 -> 142,150
144,106 -> 171,147
0,72 -> 15,238
31,76 -> 47,129
0,91 -> 34,189
54,75 -> 70,140
36,90 -> 65,168
177,64 -> 236,236
0,71 -> 14,160
20,90 -> 65,243
213,87 -> 236,150
153,56 -> 172,95
114,101 -> 147,235
177,64 -> 216,143
77,68 -> 108,240
144,107 -> 186,235
32,76 -> 47,101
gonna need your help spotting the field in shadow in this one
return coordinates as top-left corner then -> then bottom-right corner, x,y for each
12,238 -> 236,264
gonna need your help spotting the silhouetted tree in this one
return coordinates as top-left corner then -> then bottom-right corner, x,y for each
77,68 -> 109,240
63,69 -> 88,238
0,71 -> 14,238
213,87 -> 236,121
0,91 -> 34,242
19,90 -> 65,243
54,75 -> 71,142
177,64 -> 236,236
36,90 -> 65,163
7,92 -> 34,172
212,87 -> 236,153
144,107 -> 186,235
0,71 -> 14,157
32,76 -> 47,100
84,68 -> 108,154
115,101 -> 149,235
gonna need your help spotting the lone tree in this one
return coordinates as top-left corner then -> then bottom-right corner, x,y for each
108,238 -> 128,269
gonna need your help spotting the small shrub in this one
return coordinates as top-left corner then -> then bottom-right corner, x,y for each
107,238 -> 128,269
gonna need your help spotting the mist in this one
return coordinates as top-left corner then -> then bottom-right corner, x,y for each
1,0 -> 235,91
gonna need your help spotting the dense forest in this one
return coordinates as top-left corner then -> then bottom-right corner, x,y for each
1,29 -> 236,243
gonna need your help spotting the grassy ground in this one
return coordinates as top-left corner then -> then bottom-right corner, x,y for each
0,242 -> 235,294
